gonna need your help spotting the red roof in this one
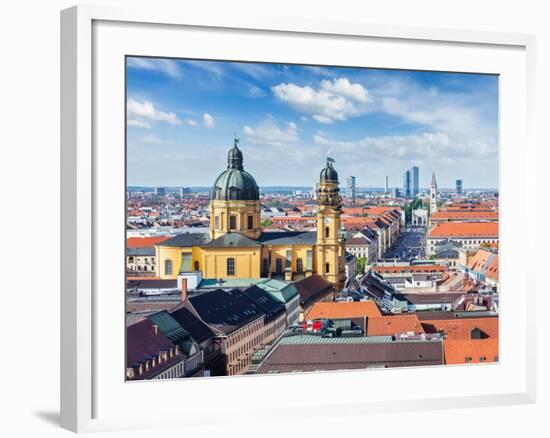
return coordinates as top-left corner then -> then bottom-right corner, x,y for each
430,211 -> 499,221
366,315 -> 424,336
443,339 -> 499,365
306,301 -> 382,320
421,317 -> 499,340
127,236 -> 170,248
427,222 -> 499,238
372,264 -> 446,275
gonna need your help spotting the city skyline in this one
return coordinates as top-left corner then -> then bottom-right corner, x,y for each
126,57 -> 498,188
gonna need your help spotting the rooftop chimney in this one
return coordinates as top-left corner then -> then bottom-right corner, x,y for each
150,324 -> 159,335
181,277 -> 188,302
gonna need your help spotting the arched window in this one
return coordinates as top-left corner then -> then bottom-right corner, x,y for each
296,258 -> 303,273
325,262 -> 330,274
227,258 -> 235,276
275,258 -> 283,273
164,259 -> 173,276
262,258 -> 269,275
194,261 -> 200,271
229,215 -> 237,230
325,226 -> 330,238
247,215 -> 254,230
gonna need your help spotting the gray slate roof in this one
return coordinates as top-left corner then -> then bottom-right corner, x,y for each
160,233 -> 211,247
127,247 -> 155,256
204,232 -> 261,248
258,231 -> 317,245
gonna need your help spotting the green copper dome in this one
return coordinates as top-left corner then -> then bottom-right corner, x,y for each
211,139 -> 260,201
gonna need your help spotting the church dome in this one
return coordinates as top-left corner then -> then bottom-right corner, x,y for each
211,139 -> 260,201
320,159 -> 339,183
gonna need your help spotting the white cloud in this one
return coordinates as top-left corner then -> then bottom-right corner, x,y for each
243,119 -> 299,146
186,61 -> 224,78
126,58 -> 182,79
203,113 -> 215,128
272,78 -> 370,124
127,119 -> 151,129
127,99 -> 180,126
313,131 -> 496,162
141,135 -> 173,145
184,119 -> 198,126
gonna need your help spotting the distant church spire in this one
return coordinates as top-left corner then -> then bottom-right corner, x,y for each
430,172 -> 438,214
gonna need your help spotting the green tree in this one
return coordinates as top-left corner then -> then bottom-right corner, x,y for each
261,218 -> 273,228
354,256 -> 367,275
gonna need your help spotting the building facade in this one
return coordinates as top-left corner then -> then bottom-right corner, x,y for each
155,139 -> 346,290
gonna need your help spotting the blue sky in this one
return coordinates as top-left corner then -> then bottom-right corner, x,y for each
126,57 -> 498,189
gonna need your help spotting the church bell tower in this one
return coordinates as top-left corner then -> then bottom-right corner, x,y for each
316,157 -> 346,289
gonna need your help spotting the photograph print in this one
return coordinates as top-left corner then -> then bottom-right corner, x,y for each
125,57 -> 499,380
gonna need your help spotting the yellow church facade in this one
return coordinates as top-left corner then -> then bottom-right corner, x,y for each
155,139 -> 346,289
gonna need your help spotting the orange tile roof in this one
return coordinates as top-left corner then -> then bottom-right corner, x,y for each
271,216 -> 313,222
427,222 -> 499,238
443,339 -> 499,365
421,317 -> 498,340
372,264 -> 447,274
467,249 -> 499,281
430,211 -> 499,220
305,301 -> 382,320
127,236 -> 170,248
366,315 -> 424,336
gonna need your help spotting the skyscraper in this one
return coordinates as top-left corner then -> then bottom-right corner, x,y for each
456,179 -> 463,195
346,176 -> 357,204
403,170 -> 411,198
411,166 -> 419,196
385,176 -> 389,194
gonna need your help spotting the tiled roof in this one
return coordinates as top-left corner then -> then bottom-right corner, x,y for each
126,247 -> 156,256
256,339 -> 443,373
443,339 -> 499,365
241,285 -> 286,320
372,264 -> 446,274
430,211 -> 499,220
421,317 -> 499,340
468,249 -> 499,281
306,301 -> 382,320
187,288 -> 264,335
169,305 -> 216,344
126,319 -> 174,368
127,236 -> 170,248
427,222 -> 499,238
258,231 -> 317,245
366,315 -> 425,336
203,232 -> 261,248
294,274 -> 333,304
160,232 -> 211,247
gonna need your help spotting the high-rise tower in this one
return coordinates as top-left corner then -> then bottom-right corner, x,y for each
403,170 -> 412,197
430,172 -> 438,214
346,176 -> 357,205
316,158 -> 346,289
411,166 -> 420,196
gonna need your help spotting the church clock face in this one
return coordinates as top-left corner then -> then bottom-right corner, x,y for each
324,218 -> 331,225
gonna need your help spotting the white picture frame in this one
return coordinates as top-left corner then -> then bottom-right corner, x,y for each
60,4 -> 537,433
